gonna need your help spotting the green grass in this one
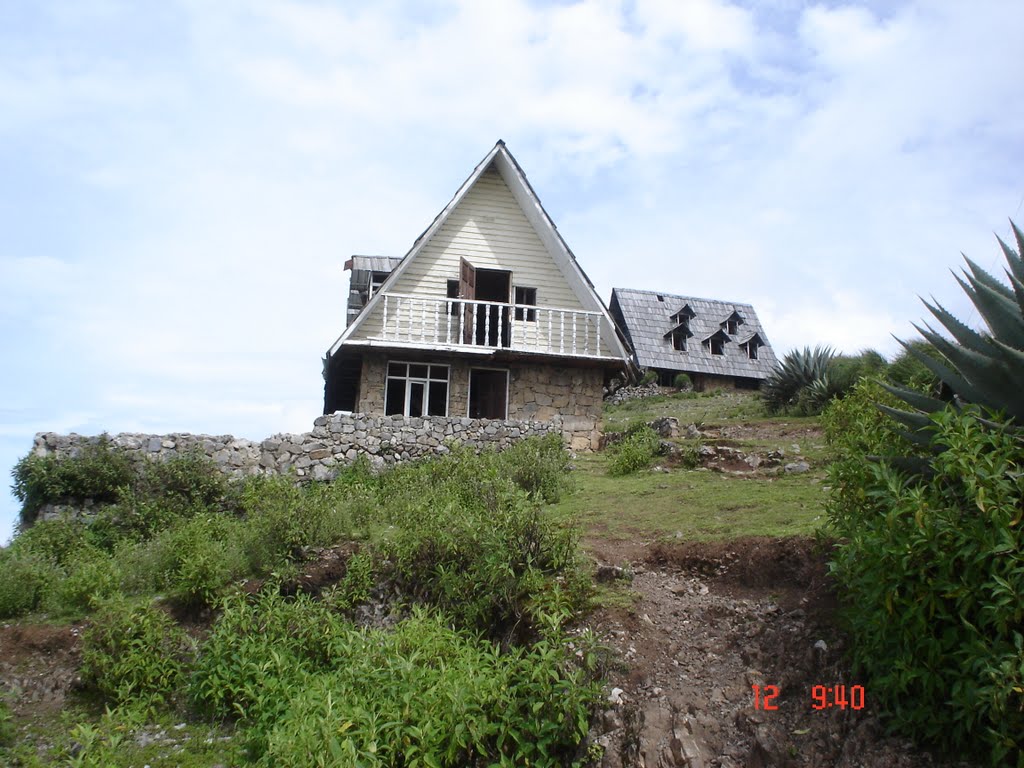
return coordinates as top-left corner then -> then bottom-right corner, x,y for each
602,390 -> 770,432
556,390 -> 829,544
552,453 -> 826,543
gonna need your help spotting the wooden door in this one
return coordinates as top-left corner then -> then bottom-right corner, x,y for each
460,258 -> 476,344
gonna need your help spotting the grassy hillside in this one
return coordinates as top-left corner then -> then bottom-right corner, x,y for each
561,390 -> 827,546
0,390 -> 832,766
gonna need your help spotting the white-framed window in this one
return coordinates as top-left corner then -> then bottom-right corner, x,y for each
672,330 -> 687,351
710,337 -> 725,356
385,362 -> 449,417
514,286 -> 537,321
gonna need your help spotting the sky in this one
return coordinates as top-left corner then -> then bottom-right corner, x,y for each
1,0 -> 1021,543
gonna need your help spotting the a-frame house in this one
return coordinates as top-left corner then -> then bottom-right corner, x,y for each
323,141 -> 630,450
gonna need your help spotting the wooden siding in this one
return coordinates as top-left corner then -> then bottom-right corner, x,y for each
351,167 -> 614,356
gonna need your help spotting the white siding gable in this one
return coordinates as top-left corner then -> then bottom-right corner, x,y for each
351,166 -> 587,341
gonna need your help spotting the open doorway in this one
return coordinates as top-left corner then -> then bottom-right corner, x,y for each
468,368 -> 508,419
460,259 -> 510,347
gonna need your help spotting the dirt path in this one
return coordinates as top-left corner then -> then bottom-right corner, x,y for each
585,537 -> 962,768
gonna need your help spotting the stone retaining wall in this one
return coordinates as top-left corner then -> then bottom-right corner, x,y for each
31,412 -> 569,484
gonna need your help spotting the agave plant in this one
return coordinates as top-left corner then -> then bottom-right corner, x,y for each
762,345 -> 835,414
882,220 -> 1024,440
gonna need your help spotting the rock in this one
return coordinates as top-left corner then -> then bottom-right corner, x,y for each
596,564 -> 631,583
609,687 -> 626,706
784,461 -> 810,474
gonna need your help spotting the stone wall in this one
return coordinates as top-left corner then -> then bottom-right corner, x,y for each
31,411 -> 570,484
355,353 -> 605,450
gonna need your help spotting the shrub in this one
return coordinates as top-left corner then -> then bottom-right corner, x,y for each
13,516 -> 91,568
135,515 -> 245,610
762,346 -> 835,415
672,372 -> 692,390
639,369 -> 658,386
192,595 -> 600,767
11,437 -> 134,526
48,546 -> 123,615
607,426 -> 660,476
81,600 -> 191,712
0,548 -> 57,619
885,340 -> 943,395
190,591 -> 343,742
827,406 -> 1023,764
498,432 -> 572,504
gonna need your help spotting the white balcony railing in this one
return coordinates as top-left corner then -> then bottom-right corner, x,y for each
377,292 -> 609,358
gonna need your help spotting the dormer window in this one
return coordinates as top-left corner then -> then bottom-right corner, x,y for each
741,333 -> 764,360
703,329 -> 730,356
721,310 -> 744,336
665,316 -> 693,352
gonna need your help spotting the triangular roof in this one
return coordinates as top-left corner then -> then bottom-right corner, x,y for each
328,141 -> 629,362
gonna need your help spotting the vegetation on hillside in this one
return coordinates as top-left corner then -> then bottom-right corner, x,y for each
2,435 -> 608,766
824,223 -> 1024,765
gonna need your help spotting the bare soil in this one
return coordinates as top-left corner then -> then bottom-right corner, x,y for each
584,536 -> 971,768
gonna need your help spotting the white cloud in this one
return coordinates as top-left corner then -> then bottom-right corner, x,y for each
0,0 -> 1021,542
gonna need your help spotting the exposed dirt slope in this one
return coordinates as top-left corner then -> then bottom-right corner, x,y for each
586,537 -> 970,768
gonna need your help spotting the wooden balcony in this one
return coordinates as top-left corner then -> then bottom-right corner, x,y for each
374,292 -> 613,360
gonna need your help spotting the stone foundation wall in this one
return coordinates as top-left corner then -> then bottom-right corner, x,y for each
32,411 -> 572,484
355,354 -> 604,450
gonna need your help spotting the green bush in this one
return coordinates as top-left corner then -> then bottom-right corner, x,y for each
497,432 -> 572,504
672,373 -> 692,390
11,437 -> 134,526
13,516 -> 91,568
236,475 -> 368,574
639,369 -> 658,386
81,600 -> 192,713
191,594 -> 599,766
827,404 -> 1023,764
48,546 -> 122,615
0,548 -> 58,619
885,340 -> 943,395
607,426 -> 661,476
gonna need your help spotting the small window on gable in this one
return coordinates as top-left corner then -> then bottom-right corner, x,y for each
514,286 -> 537,321
726,319 -> 738,335
370,271 -> 389,296
710,337 -> 725,356
657,295 -> 664,302
672,330 -> 687,351
447,279 -> 460,316
747,342 -> 758,360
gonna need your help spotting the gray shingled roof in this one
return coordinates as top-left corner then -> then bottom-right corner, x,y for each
348,255 -> 403,273
610,288 -> 778,380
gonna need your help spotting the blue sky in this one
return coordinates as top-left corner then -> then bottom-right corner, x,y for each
1,0 -> 1022,543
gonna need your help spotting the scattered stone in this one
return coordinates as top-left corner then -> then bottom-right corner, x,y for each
784,461 -> 810,474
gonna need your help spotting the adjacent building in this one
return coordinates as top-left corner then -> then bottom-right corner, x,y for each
609,288 -> 777,390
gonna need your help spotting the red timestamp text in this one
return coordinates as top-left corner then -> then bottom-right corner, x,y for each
811,684 -> 865,710
751,684 -> 866,711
